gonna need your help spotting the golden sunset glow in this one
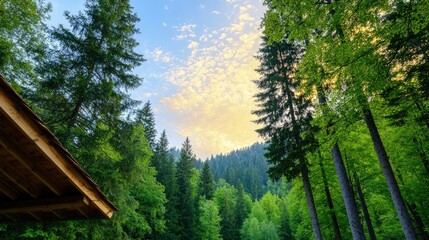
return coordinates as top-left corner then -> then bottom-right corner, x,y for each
160,2 -> 264,158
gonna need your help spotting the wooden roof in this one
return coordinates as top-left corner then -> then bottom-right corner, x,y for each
0,75 -> 116,221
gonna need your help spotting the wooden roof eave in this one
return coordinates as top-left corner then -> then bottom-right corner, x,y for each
0,75 -> 117,219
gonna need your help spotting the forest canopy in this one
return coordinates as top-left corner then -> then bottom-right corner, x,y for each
0,0 -> 428,239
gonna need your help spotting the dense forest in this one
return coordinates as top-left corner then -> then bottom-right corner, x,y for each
0,0 -> 428,239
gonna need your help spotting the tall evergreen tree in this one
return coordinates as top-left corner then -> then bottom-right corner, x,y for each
253,36 -> 323,239
9,0 -> 167,238
279,199 -> 294,240
262,1 -> 419,238
235,183 -> 251,229
32,0 -> 145,145
137,101 -> 157,150
198,161 -> 214,200
152,130 -> 179,239
214,182 -> 239,240
176,137 -> 197,240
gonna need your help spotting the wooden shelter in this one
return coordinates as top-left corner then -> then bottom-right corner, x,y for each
0,75 -> 116,221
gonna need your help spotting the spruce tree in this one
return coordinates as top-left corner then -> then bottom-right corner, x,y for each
152,130 -> 179,239
235,183 -> 250,229
176,137 -> 197,240
32,0 -> 145,144
14,0 -> 167,238
214,182 -> 239,240
253,36 -> 323,239
198,161 -> 214,200
137,101 -> 157,150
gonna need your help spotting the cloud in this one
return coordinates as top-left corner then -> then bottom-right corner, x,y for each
160,0 -> 264,158
212,10 -> 220,15
187,41 -> 199,49
173,23 -> 197,40
150,48 -> 174,63
176,23 -> 197,33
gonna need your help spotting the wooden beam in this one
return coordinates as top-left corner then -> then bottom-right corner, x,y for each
3,214 -> 17,221
76,206 -> 90,218
0,162 -> 41,198
0,89 -> 115,218
27,212 -> 41,220
0,128 -> 64,196
51,210 -> 63,220
0,178 -> 20,200
0,195 -> 89,214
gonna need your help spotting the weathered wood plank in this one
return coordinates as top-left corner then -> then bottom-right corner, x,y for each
0,195 -> 88,214
0,129 -> 64,196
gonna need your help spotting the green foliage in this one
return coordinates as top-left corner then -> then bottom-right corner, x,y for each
136,101 -> 157,150
198,199 -> 222,240
259,192 -> 281,228
208,143 -> 268,200
176,137 -> 198,240
260,0 -> 429,239
153,130 -> 179,239
240,201 -> 280,240
0,0 -> 50,86
214,181 -> 239,240
235,183 -> 252,229
199,161 -> 215,200
3,0 -> 429,239
32,0 -> 145,144
279,198 -> 294,240
0,0 -> 167,239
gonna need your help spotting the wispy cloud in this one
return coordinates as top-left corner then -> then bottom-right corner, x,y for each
150,48 -> 174,63
187,41 -> 199,49
173,23 -> 198,40
160,0 -> 264,158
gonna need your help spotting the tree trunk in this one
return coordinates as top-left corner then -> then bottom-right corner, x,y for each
318,88 -> 366,240
319,156 -> 343,240
301,161 -> 324,240
407,202 -> 429,240
280,52 -> 323,240
331,144 -> 366,240
353,171 -> 377,240
359,98 -> 417,240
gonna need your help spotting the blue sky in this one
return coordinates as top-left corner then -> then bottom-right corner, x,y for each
48,0 -> 265,159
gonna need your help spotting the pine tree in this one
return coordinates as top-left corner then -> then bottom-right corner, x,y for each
235,183 -> 250,229
176,137 -> 197,240
253,36 -> 323,239
279,199 -> 294,240
198,161 -> 214,200
214,182 -> 239,240
152,130 -> 179,239
13,0 -> 167,238
137,101 -> 157,150
32,0 -> 145,144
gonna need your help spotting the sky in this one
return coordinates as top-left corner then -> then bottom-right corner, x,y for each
48,0 -> 265,159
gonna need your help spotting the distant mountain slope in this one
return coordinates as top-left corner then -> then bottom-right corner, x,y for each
204,142 -> 269,199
